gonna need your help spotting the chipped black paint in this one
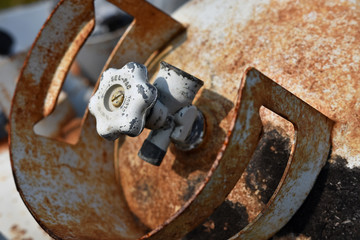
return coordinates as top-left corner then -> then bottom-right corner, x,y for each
126,62 -> 137,72
136,84 -> 148,100
126,62 -> 147,74
174,111 -> 205,151
160,61 -> 204,86
129,118 -> 138,131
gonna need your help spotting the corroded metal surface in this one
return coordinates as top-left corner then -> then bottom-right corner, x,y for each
173,0 -> 360,169
10,0 -> 183,239
118,67 -> 332,239
115,1 -> 335,238
229,69 -> 333,239
106,0 -> 185,69
164,0 -> 358,238
10,0 -> 352,239
167,0 -> 360,167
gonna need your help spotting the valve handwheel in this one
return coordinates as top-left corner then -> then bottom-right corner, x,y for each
89,62 -> 157,139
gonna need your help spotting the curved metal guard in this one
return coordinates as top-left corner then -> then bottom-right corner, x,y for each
141,68 -> 333,240
230,68 -> 333,239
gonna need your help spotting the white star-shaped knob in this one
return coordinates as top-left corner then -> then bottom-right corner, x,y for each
89,62 -> 157,140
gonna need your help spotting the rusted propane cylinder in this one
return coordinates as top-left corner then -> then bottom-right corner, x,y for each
9,0 -> 359,239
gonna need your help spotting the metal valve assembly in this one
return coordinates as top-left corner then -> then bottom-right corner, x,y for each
89,61 -> 204,166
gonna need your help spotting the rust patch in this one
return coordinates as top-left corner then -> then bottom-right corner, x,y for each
170,0 -> 359,164
10,0 -> 186,239
117,88 -> 234,228
219,0 -> 360,166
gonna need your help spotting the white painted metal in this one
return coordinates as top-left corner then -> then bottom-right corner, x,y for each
89,62 -> 158,140
171,105 -> 198,142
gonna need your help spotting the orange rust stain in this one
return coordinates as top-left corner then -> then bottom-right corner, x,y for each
115,0 -> 346,231
117,88 -> 235,229
218,0 -> 360,160
152,1 -> 338,235
227,172 -> 265,221
177,0 -> 360,162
